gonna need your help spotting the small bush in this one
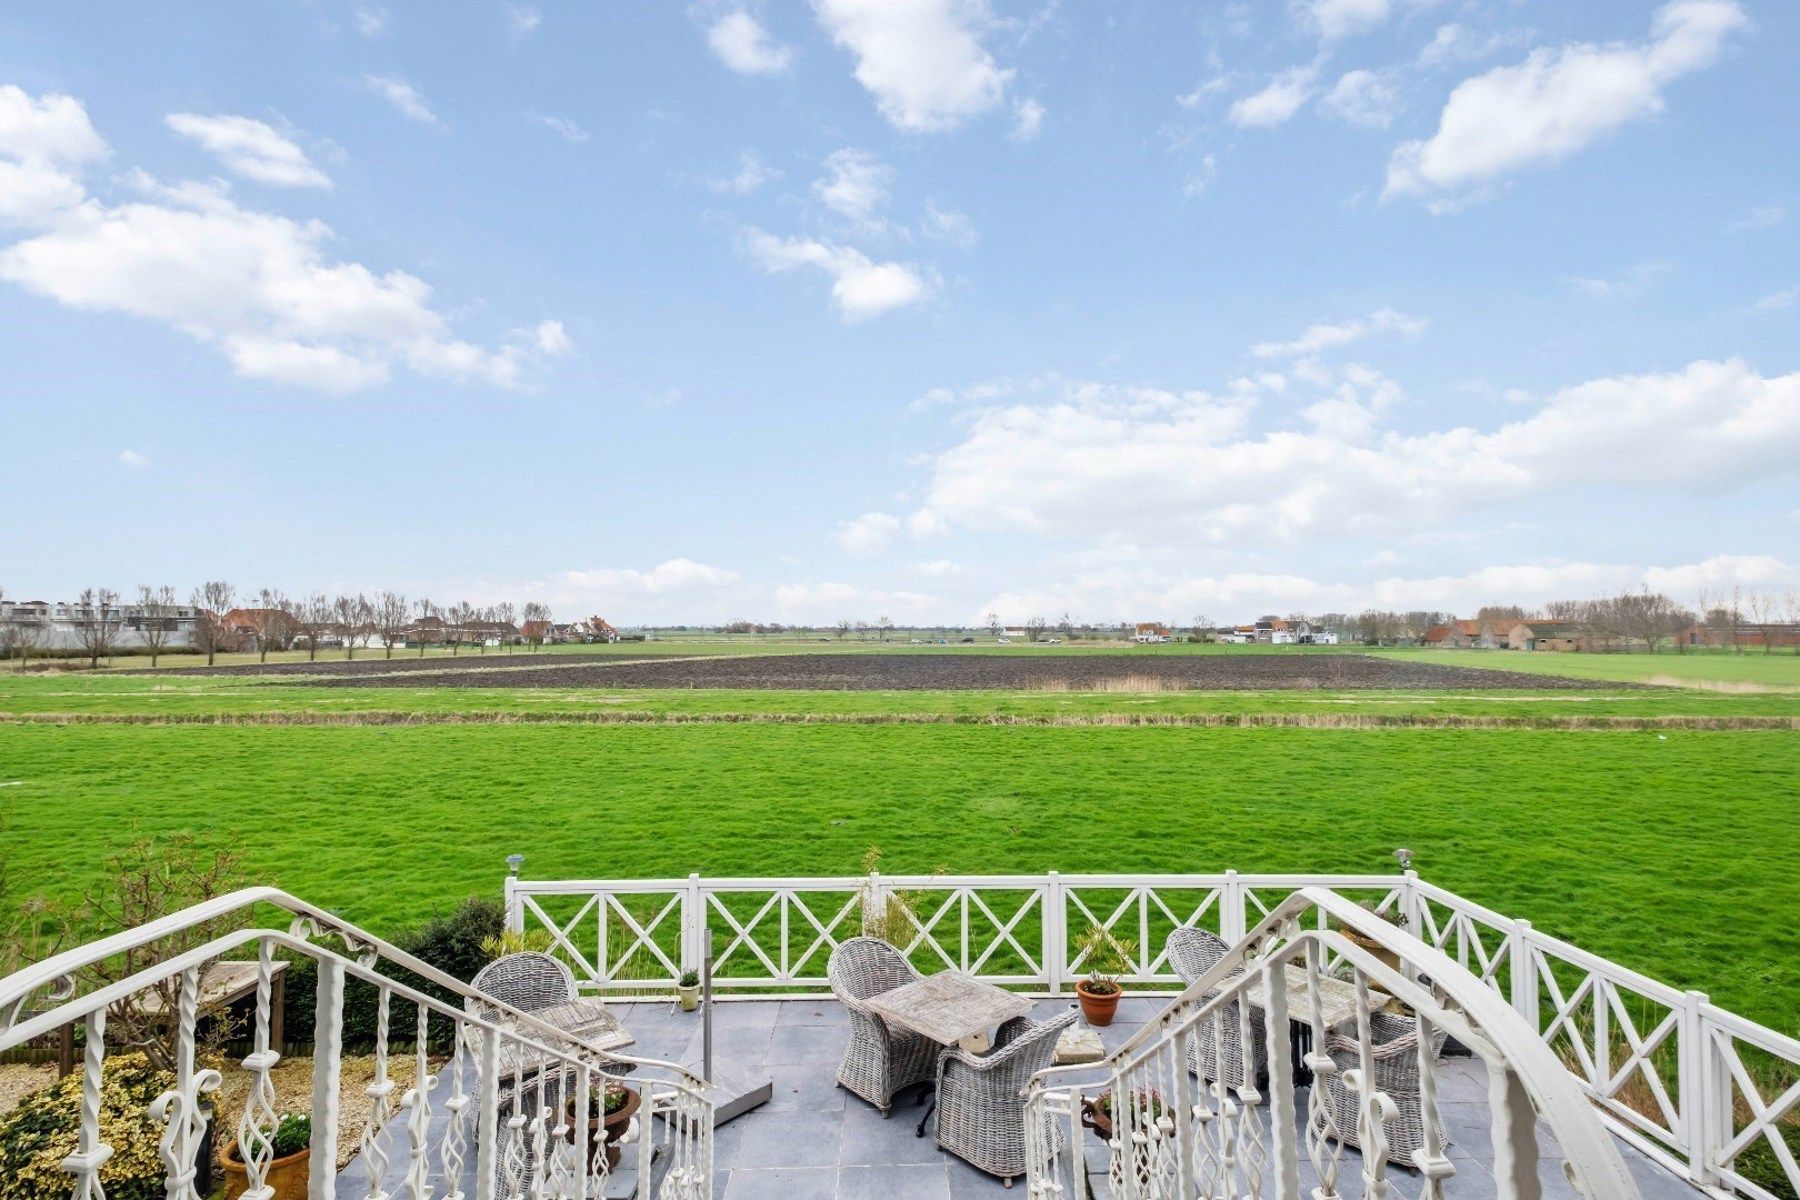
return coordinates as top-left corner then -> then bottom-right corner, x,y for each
0,1053 -> 171,1200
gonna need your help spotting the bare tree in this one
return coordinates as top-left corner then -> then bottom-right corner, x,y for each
492,601 -> 518,649
413,597 -> 440,656
875,614 -> 894,642
373,591 -> 408,658
136,585 -> 179,668
293,592 -> 333,661
8,604 -> 45,668
334,593 -> 372,659
444,600 -> 476,656
522,601 -> 551,651
1023,615 -> 1048,642
191,580 -> 235,666
245,588 -> 294,662
834,619 -> 850,641
73,587 -> 123,668
985,612 -> 1001,637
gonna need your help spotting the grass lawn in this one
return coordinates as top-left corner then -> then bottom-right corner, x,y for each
1,720 -> 1794,1029
1377,646 -> 1800,690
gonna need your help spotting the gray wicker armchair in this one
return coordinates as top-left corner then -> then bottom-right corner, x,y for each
1166,927 -> 1268,1092
827,937 -> 939,1115
469,951 -> 578,1013
1312,1010 -> 1451,1165
934,1008 -> 1078,1185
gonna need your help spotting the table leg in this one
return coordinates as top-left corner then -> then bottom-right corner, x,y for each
915,1085 -> 936,1138
1290,1022 -> 1313,1088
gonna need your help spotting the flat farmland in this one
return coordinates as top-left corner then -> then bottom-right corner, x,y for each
274,651 -> 1624,691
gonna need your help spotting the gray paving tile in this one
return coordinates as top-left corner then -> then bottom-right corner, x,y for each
839,1102 -> 947,1166
764,1063 -> 849,1112
767,1021 -> 849,1066
720,1166 -> 836,1200
840,1163 -> 953,1200
775,999 -> 850,1027
721,1110 -> 842,1170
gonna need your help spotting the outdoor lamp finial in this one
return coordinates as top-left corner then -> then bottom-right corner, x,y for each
1393,847 -> 1414,871
507,853 -> 525,877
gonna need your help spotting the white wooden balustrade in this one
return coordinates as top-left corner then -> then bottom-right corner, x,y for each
507,871 -> 1797,1200
0,889 -> 714,1200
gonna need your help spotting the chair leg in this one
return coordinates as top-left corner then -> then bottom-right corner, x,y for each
1004,1178 -> 1015,1189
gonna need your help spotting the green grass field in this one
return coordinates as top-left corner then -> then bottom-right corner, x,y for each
1,645 -> 1795,1031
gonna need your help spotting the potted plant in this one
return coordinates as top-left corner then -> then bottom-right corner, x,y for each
1339,901 -> 1403,971
1073,925 -> 1135,1027
677,968 -> 701,1012
223,1113 -> 311,1200
1081,1087 -> 1170,1186
569,1081 -> 641,1171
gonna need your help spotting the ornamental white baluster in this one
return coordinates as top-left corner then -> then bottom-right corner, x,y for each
1348,973 -> 1396,1200
1489,1061 -> 1543,1200
1412,1011 -> 1456,1200
1303,942 -> 1345,1200
1263,959 -> 1301,1200
363,987 -> 395,1200
237,943 -> 283,1200
150,967 -> 224,1200
402,1002 -> 436,1200
526,1055 -> 549,1200
439,1027 -> 470,1200
59,1009 -> 111,1200
312,959 -> 345,1200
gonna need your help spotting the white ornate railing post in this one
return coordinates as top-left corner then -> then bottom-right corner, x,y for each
474,1029 -> 501,1200
1263,960 -> 1301,1200
59,1009 -> 110,1200
1045,871 -> 1064,995
1510,920 -> 1539,1031
310,958 -> 345,1200
1400,871 -> 1423,984
238,943 -> 282,1200
504,864 -> 523,935
1487,1062 -> 1542,1200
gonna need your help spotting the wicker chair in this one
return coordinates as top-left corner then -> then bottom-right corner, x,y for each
1166,927 -> 1268,1092
827,937 -> 939,1115
1311,1010 -> 1451,1166
468,951 -> 577,1013
934,1008 -> 1078,1185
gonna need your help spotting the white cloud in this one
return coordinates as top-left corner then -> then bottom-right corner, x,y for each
706,11 -> 795,74
1182,154 -> 1220,197
0,86 -> 108,226
1229,66 -> 1318,128
117,449 -> 150,467
772,580 -> 939,623
744,229 -> 932,320
527,319 -> 572,354
916,558 -> 964,577
1011,97 -> 1045,141
503,3 -> 541,37
812,0 -> 1013,132
165,113 -> 331,188
1302,0 -> 1393,41
0,87 -> 561,394
1564,260 -> 1668,299
364,75 -> 438,124
1729,204 -> 1784,231
710,150 -> 782,194
812,148 -> 891,224
1750,287 -> 1796,312
1321,69 -> 1400,128
921,200 -> 977,249
899,360 -> 1800,549
1386,0 -> 1748,200
835,511 -> 902,555
354,7 -> 388,36
531,113 -> 589,143
1251,308 -> 1425,359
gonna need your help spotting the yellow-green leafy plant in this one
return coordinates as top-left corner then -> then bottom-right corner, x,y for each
1074,924 -> 1136,996
479,928 -> 558,957
854,847 -> 945,946
0,1052 -> 171,1200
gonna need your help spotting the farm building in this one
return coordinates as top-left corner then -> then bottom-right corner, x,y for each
1508,619 -> 1586,652
1132,622 -> 1172,643
1675,621 -> 1800,649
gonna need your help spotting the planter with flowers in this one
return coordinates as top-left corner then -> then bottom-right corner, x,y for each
568,1081 -> 640,1171
1081,1087 -> 1171,1187
223,1113 -> 311,1200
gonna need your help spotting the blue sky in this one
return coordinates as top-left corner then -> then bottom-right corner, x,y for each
1,0 -> 1796,625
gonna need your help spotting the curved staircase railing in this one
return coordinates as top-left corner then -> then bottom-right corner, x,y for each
0,888 -> 714,1200
1024,887 -> 1641,1200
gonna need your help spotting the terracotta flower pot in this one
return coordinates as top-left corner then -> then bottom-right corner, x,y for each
1076,980 -> 1121,1026
1341,927 -> 1400,971
569,1085 -> 641,1171
222,1140 -> 311,1200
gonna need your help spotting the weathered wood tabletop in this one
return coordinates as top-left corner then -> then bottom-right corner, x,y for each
494,997 -> 635,1078
866,971 -> 1034,1048
1240,965 -> 1387,1030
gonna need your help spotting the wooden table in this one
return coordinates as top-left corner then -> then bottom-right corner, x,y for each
493,997 -> 635,1080
1238,965 -> 1388,1088
865,971 -> 1035,1137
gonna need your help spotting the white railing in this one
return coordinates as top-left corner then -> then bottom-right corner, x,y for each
504,871 -> 1407,995
0,889 -> 713,1200
1023,888 -> 1642,1200
510,870 -> 1797,1200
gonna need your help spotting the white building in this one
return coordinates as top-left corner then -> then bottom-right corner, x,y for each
1,598 -> 202,652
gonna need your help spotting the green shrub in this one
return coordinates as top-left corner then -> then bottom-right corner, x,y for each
0,1053 -> 170,1200
281,895 -> 506,1052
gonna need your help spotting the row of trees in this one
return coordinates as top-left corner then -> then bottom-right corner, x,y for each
0,582 -> 555,667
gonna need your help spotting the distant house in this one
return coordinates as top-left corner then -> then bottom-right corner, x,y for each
588,617 -> 622,642
1508,620 -> 1585,652
1423,618 -> 1522,649
520,619 -> 552,645
999,625 -> 1029,641
1675,622 -> 1800,649
1132,622 -> 1172,644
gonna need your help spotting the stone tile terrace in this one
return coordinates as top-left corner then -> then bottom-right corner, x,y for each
353,996 -> 1707,1200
